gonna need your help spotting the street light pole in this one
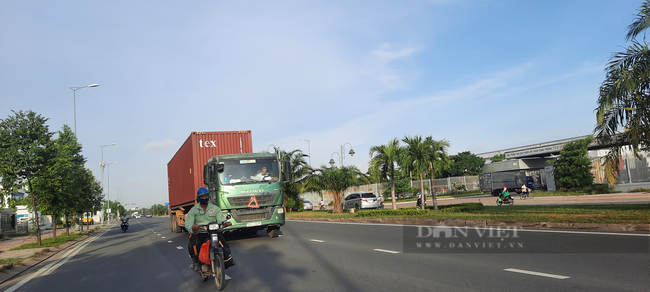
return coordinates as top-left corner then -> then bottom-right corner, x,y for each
299,139 -> 311,167
100,143 -> 116,224
329,152 -> 341,167
339,142 -> 355,166
69,84 -> 99,136
106,161 -> 117,224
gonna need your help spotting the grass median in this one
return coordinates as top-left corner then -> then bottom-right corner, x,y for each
287,203 -> 650,224
9,234 -> 84,250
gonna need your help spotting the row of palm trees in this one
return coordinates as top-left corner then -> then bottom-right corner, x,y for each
277,135 -> 450,213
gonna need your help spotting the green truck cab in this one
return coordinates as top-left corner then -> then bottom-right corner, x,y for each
203,153 -> 290,238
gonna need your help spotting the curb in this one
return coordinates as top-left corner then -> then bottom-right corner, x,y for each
0,226 -> 111,285
288,217 -> 650,233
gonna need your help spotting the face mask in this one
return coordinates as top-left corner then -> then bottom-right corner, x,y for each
199,198 -> 209,204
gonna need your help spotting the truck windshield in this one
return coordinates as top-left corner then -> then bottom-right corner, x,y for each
220,158 -> 279,185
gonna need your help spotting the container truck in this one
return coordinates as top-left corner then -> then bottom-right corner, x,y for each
167,131 -> 287,238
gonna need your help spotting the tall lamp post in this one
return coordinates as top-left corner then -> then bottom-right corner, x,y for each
340,142 -> 355,166
69,84 -> 99,136
329,152 -> 341,167
100,143 -> 116,224
106,161 -> 117,224
298,139 -> 311,167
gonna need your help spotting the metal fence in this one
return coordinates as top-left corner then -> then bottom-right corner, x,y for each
591,153 -> 650,184
300,176 -> 479,204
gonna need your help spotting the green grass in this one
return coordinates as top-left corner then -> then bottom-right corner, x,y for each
389,191 -> 485,202
630,188 -> 650,193
9,234 -> 83,250
0,258 -> 24,272
288,204 -> 650,224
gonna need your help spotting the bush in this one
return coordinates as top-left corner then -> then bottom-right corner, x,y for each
285,198 -> 296,211
355,208 -> 429,217
630,188 -> 650,193
427,202 -> 484,212
581,184 -> 613,195
328,201 -> 334,206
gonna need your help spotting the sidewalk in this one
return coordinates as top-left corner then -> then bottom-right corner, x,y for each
0,225 -> 110,285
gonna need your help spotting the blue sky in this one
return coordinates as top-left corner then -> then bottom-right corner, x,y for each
0,0 -> 643,208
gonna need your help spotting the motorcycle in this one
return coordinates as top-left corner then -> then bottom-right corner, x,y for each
196,215 -> 232,290
416,196 -> 426,208
497,193 -> 514,206
121,219 -> 129,232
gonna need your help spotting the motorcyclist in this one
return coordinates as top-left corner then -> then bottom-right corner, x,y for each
499,186 -> 510,201
186,187 -> 235,272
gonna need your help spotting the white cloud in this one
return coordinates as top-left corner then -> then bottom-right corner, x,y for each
143,139 -> 177,153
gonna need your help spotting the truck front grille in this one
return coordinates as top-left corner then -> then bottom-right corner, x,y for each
227,193 -> 277,207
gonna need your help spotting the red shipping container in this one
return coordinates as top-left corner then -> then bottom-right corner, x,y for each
167,131 -> 253,209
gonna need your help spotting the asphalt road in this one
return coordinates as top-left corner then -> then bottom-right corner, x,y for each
2,218 -> 648,292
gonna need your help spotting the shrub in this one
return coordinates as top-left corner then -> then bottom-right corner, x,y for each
581,184 -> 613,194
427,202 -> 484,212
355,208 -> 429,217
630,188 -> 650,193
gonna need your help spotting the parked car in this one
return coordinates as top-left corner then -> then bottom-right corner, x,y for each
145,213 -> 152,218
303,200 -> 313,210
342,192 -> 382,210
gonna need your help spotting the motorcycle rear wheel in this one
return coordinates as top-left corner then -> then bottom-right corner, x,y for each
212,254 -> 226,290
508,199 -> 514,206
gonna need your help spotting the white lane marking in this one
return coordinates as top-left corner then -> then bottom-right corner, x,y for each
161,237 -> 166,239
167,240 -> 173,243
225,274 -> 232,280
373,249 -> 400,254
310,239 -> 325,243
504,268 -> 570,279
5,229 -> 107,292
176,246 -> 184,250
287,220 -> 650,237
157,234 -> 161,236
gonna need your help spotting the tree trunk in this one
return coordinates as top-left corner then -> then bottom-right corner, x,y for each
391,181 -> 397,210
430,173 -> 438,210
52,212 -> 57,241
65,214 -> 69,236
28,180 -> 41,246
333,191 -> 343,213
420,174 -> 426,209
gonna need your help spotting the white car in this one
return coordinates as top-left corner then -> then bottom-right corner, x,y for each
342,192 -> 382,210
303,200 -> 314,210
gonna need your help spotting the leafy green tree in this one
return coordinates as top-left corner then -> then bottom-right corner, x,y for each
304,165 -> 366,213
0,110 -> 54,245
74,168 -> 103,231
443,151 -> 485,177
491,154 -> 506,162
35,125 -> 85,239
595,1 -> 650,184
369,138 -> 402,209
550,136 -> 595,189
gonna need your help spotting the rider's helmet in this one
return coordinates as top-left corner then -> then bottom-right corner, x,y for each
197,187 -> 209,198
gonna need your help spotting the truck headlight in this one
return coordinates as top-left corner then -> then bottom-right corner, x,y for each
208,223 -> 220,230
277,208 -> 284,214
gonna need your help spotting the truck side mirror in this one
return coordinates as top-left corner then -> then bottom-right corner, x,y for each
283,161 -> 292,182
215,164 -> 224,173
203,164 -> 210,185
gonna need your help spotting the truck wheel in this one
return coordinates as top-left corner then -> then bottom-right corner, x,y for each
170,215 -> 175,232
267,226 -> 280,238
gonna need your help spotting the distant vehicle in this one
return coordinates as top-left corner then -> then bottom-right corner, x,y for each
146,213 -> 152,218
303,200 -> 313,211
342,192 -> 381,210
133,214 -> 141,219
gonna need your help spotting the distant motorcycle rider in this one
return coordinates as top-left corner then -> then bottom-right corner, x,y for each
499,186 -> 510,201
186,187 -> 235,272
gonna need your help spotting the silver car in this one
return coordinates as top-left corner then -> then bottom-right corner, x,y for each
342,192 -> 381,210
303,200 -> 314,210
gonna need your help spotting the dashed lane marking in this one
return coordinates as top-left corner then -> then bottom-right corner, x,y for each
167,240 -> 173,243
504,268 -> 570,279
310,239 -> 325,243
373,249 -> 400,254
176,246 -> 184,250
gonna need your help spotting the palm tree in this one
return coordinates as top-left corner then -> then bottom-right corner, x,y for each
595,0 -> 650,184
425,137 -> 450,210
369,138 -> 402,210
401,135 -> 430,208
304,165 -> 366,213
276,149 -> 310,210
